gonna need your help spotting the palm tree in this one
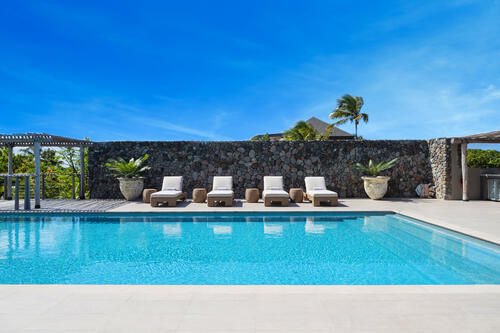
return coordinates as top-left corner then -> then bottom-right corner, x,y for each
328,94 -> 368,138
283,121 -> 323,140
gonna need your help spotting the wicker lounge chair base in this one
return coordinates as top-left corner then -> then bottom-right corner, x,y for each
150,192 -> 186,207
306,194 -> 338,207
264,197 -> 289,207
207,196 -> 233,207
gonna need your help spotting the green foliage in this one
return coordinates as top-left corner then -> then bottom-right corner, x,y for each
251,133 -> 270,141
105,154 -> 151,178
328,94 -> 368,138
467,149 -> 500,168
283,121 -> 325,141
354,158 -> 398,176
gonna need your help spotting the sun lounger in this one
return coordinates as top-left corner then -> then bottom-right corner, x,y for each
262,176 -> 289,207
150,176 -> 187,207
304,176 -> 338,206
207,176 -> 234,207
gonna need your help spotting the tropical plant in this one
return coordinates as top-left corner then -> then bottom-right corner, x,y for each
328,94 -> 368,138
250,133 -> 270,141
104,154 -> 151,178
283,121 -> 324,141
354,158 -> 398,177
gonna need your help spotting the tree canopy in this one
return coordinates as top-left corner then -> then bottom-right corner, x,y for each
283,121 -> 324,141
328,94 -> 368,138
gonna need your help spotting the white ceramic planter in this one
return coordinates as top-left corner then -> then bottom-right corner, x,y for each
362,176 -> 390,200
118,178 -> 144,201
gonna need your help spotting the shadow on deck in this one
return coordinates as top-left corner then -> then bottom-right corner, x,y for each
0,199 -> 127,213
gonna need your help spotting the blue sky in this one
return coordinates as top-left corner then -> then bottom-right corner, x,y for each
0,0 -> 499,148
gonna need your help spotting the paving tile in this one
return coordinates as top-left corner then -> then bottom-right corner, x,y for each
24,314 -> 109,330
178,313 -> 255,331
117,299 -> 191,315
101,313 -> 183,331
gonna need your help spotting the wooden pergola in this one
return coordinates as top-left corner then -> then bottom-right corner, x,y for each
451,130 -> 500,201
0,133 -> 93,208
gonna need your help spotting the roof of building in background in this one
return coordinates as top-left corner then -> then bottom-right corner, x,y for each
305,117 -> 353,137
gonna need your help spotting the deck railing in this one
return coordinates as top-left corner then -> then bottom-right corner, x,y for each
1,172 -> 82,210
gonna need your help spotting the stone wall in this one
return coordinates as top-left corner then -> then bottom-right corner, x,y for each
88,140 -> 452,199
428,138 -> 453,199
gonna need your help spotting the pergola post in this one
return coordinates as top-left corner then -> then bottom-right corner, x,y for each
34,141 -> 41,208
7,145 -> 13,199
461,143 -> 468,201
79,146 -> 85,199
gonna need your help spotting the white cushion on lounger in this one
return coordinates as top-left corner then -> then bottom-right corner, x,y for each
212,176 -> 233,190
262,190 -> 289,198
307,190 -> 338,198
162,176 -> 183,191
263,176 -> 284,191
207,190 -> 233,198
208,176 -> 234,198
151,190 -> 183,198
304,177 -> 326,192
305,176 -> 337,198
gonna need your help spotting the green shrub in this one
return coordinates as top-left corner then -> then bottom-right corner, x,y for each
467,149 -> 500,168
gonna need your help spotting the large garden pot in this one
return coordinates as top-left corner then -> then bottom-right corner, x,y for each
118,178 -> 144,201
362,176 -> 390,200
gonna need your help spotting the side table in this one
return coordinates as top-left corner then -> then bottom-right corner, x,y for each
245,188 -> 259,203
289,188 -> 304,203
143,189 -> 158,203
193,188 -> 207,203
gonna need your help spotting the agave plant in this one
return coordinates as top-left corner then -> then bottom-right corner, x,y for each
104,154 -> 151,178
354,158 -> 398,177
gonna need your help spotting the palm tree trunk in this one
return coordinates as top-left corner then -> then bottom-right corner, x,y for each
355,121 -> 358,138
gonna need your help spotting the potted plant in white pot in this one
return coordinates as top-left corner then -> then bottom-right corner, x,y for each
354,158 -> 398,200
105,154 -> 151,200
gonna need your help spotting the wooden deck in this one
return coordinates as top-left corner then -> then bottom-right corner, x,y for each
0,199 -> 127,213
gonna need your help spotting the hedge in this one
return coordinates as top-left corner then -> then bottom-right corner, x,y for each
467,149 -> 500,168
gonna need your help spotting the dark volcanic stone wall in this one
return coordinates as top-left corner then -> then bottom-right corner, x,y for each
88,140 -> 447,199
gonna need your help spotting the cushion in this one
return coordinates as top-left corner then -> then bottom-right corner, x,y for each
151,190 -> 182,198
213,176 -> 233,190
162,176 -> 183,191
307,189 -> 338,198
207,190 -> 234,198
262,189 -> 289,198
304,177 -> 327,193
263,176 -> 284,190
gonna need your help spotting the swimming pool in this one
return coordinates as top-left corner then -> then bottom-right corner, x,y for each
0,212 -> 499,284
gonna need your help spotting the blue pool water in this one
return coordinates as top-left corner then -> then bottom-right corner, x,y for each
0,212 -> 499,285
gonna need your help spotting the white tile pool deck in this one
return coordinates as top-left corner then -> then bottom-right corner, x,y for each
1,198 -> 499,332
